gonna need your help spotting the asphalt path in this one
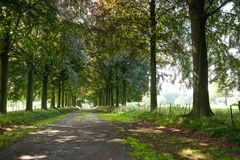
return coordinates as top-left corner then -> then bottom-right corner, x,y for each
0,111 -> 130,160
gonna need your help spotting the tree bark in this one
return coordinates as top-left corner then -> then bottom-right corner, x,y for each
61,80 -> 65,107
189,0 -> 213,116
116,66 -> 119,107
110,69 -> 114,107
122,79 -> 127,106
57,80 -> 61,108
50,87 -> 55,108
26,56 -> 34,111
41,75 -> 48,110
150,0 -> 157,111
0,32 -> 10,114
72,96 -> 76,107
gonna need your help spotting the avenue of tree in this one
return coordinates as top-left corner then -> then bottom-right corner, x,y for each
0,0 -> 239,116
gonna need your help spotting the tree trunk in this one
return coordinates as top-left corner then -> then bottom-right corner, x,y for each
122,79 -> 127,106
72,96 -> 76,107
116,66 -> 119,107
41,75 -> 48,110
0,32 -> 10,114
101,89 -> 106,106
57,80 -> 61,108
61,80 -> 65,107
105,84 -> 109,106
189,0 -> 213,116
50,87 -> 55,108
26,56 -> 34,111
110,69 -> 114,107
150,0 -> 157,111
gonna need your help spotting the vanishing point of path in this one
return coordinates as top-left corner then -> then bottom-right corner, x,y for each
0,111 -> 130,160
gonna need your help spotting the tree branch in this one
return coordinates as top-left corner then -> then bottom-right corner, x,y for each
206,0 -> 233,18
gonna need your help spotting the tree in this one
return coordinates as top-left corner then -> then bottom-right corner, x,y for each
186,0 -> 233,116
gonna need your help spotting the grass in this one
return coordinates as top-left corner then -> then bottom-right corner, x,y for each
135,108 -> 240,144
124,137 -> 173,160
97,106 -> 240,159
0,107 -> 78,149
99,106 -> 240,144
98,112 -> 136,122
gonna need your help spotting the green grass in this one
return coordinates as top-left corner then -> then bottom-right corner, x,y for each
136,108 -> 240,144
97,106 -> 240,159
0,107 -> 78,149
124,137 -> 174,160
98,111 -> 137,122
97,106 -> 240,144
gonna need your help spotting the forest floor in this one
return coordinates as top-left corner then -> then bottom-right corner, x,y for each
0,111 -> 130,160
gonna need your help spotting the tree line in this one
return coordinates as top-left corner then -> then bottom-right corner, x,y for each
0,0 -> 239,116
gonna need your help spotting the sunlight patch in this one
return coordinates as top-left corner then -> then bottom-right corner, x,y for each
55,135 -> 78,143
30,129 -> 65,135
169,128 -> 181,132
19,155 -> 47,160
129,128 -> 163,133
179,148 -> 208,159
108,138 -> 124,143
156,126 -> 166,129
199,142 -> 209,146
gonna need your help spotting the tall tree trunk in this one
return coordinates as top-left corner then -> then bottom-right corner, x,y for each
41,75 -> 48,110
101,89 -> 106,106
116,66 -> 119,107
26,56 -> 34,111
50,87 -> 55,108
65,92 -> 68,106
105,84 -> 109,106
110,69 -> 114,107
189,0 -> 213,116
122,79 -> 127,106
150,0 -> 157,111
57,80 -> 61,108
99,90 -> 102,106
72,96 -> 76,107
61,80 -> 65,107
0,32 -> 10,114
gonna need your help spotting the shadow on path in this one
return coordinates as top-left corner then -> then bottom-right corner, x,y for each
0,111 -> 130,160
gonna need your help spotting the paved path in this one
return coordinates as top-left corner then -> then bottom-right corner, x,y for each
0,111 -> 130,160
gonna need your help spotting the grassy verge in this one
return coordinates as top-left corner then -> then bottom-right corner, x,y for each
0,107 -> 78,149
97,106 -> 240,159
99,107 -> 240,144
124,137 -> 173,160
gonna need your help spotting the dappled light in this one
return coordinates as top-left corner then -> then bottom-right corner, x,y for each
19,155 -> 47,160
179,148 -> 208,160
55,135 -> 78,143
0,112 -> 130,159
30,129 -> 66,135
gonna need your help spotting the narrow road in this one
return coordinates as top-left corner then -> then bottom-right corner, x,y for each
0,111 -> 130,160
